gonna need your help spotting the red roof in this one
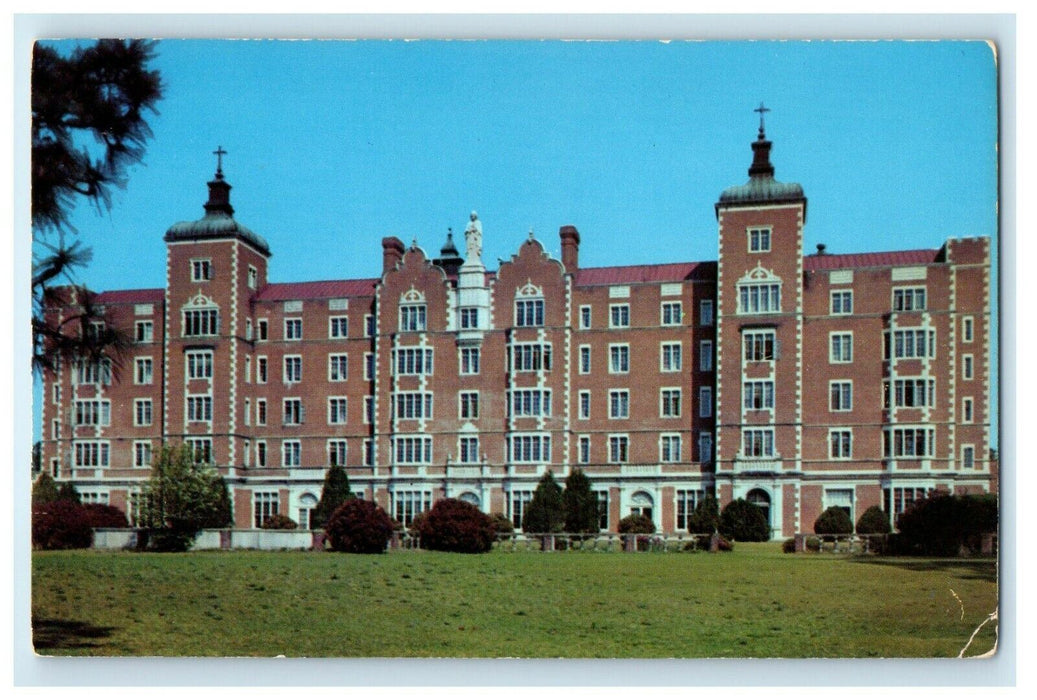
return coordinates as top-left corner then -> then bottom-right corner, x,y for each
574,261 -> 715,286
805,249 -> 941,271
94,288 -> 164,304
254,279 -> 378,302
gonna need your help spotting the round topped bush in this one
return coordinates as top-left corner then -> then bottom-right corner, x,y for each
813,506 -> 854,535
261,513 -> 298,530
417,498 -> 496,554
855,505 -> 892,535
325,499 -> 394,554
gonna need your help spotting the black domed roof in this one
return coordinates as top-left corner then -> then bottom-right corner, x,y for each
163,168 -> 271,256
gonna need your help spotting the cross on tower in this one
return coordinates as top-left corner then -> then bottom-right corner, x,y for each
754,102 -> 770,136
213,145 -> 227,176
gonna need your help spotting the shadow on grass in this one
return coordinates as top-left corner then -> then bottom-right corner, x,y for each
32,616 -> 116,653
847,557 -> 997,583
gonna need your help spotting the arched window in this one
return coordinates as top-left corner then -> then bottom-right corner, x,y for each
630,490 -> 654,520
746,488 -> 771,529
459,492 -> 481,508
297,493 -> 318,530
736,265 -> 782,315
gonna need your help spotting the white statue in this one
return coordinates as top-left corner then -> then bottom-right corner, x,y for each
464,210 -> 482,262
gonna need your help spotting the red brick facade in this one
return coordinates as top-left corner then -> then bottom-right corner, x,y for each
39,128 -> 994,538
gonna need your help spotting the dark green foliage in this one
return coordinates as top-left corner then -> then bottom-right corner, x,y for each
562,468 -> 599,534
261,514 -> 298,530
490,513 -> 514,535
617,514 -> 655,534
417,499 -> 496,554
199,476 -> 233,529
312,465 -> 354,529
687,496 -> 721,533
325,499 -> 394,554
805,536 -> 821,552
855,505 -> 892,535
813,507 -> 854,535
82,503 -> 129,529
782,538 -> 796,553
522,470 -> 565,533
56,482 -> 80,504
895,493 -> 998,556
32,472 -> 59,504
408,511 -> 429,537
720,498 -> 771,542
32,500 -> 93,549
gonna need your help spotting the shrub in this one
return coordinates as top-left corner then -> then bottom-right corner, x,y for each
325,499 -> 394,554
82,503 -> 129,529
56,482 -> 81,503
490,512 -> 514,535
563,468 -> 599,534
805,536 -> 821,552
686,496 -> 720,534
312,464 -> 354,529
782,537 -> 796,553
813,507 -> 854,535
856,505 -> 892,535
32,499 -> 93,549
32,472 -> 59,504
408,511 -> 429,538
417,498 -> 496,554
896,493 -> 998,556
523,470 -> 565,533
719,499 -> 770,542
714,534 -> 734,551
261,513 -> 298,530
617,514 -> 655,534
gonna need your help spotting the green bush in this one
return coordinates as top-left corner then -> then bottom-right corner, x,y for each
563,468 -> 600,534
895,493 -> 997,556
813,507 -> 854,535
312,465 -> 354,530
617,514 -> 655,534
856,505 -> 892,535
720,499 -> 770,542
686,496 -> 720,533
782,537 -> 796,553
490,512 -> 514,535
32,499 -> 93,549
261,513 -> 298,530
523,471 -> 565,533
325,499 -> 394,554
417,498 -> 496,554
32,472 -> 59,504
805,536 -> 821,552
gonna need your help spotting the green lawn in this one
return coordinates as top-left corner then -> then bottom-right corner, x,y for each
31,544 -> 998,658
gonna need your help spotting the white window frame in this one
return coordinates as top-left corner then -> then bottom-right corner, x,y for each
742,428 -> 775,458
830,290 -> 853,315
609,389 -> 630,420
283,398 -> 304,425
255,440 -> 267,468
459,391 -> 480,420
282,440 -> 301,467
743,329 -> 776,361
962,354 -> 974,380
133,440 -> 152,468
134,398 -> 153,427
961,444 -> 976,470
257,319 -> 268,341
256,356 -> 268,383
579,345 -> 592,374
962,396 -> 974,424
661,388 -> 682,418
328,353 -> 349,382
608,434 -> 630,464
962,316 -> 974,343
698,387 -> 713,418
514,298 -> 545,327
459,436 -> 480,464
186,350 -> 214,380
609,304 -> 630,328
284,318 -> 303,341
829,332 -> 853,363
135,320 -> 154,343
698,432 -> 713,463
182,309 -> 219,337
699,340 -> 713,371
608,344 -> 630,374
892,287 -> 927,312
460,347 -> 480,375
256,398 -> 267,426
364,396 -> 374,424
743,380 -> 775,411
829,429 -> 853,460
661,301 -> 682,326
699,299 -> 714,327
579,305 -> 592,330
134,357 -> 154,385
329,316 -> 349,339
748,226 -> 772,253
328,397 -> 348,425
284,355 -> 302,383
364,353 -> 375,381
191,258 -> 212,282
248,265 -> 258,289
661,342 -> 682,373
328,439 -> 348,467
578,390 -> 591,420
830,381 -> 853,412
578,435 -> 591,464
660,434 -> 681,463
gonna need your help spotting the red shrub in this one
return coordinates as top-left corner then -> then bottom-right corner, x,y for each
32,499 -> 93,550
82,504 -> 129,529
325,499 -> 394,554
417,498 -> 496,554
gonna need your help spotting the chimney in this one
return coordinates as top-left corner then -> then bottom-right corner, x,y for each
382,237 -> 406,274
816,243 -> 827,255
559,225 -> 580,272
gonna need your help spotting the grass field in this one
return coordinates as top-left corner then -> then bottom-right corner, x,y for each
31,544 -> 998,658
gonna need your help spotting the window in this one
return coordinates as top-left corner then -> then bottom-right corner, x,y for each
883,378 -> 935,408
509,491 -> 533,529
254,492 -> 279,528
743,380 -> 774,410
74,400 -> 111,426
609,304 -> 630,328
700,299 -> 714,326
893,287 -> 927,311
460,347 -> 480,375
246,318 -> 253,341
596,491 -> 609,531
328,440 -> 348,467
364,396 -> 374,424
579,306 -> 592,329
738,282 -> 781,314
248,265 -> 258,289
186,395 -> 212,422
660,434 -> 681,462
73,441 -> 110,468
743,330 -> 776,361
51,419 -> 60,439
661,342 -> 682,372
884,329 -> 936,360
825,489 -> 854,520
282,440 -> 301,467
830,430 -> 852,459
256,441 -> 267,467
134,399 -> 153,426
578,436 -> 591,464
85,320 -> 105,342
183,309 -> 219,336
661,301 -> 682,326
515,299 -> 545,327
459,437 -> 480,464
363,439 -> 375,466
510,343 -> 552,372
578,391 -> 591,420
394,347 -> 434,375
661,389 -> 681,418
283,398 -> 303,425
459,391 -> 479,420
698,387 -> 713,418
579,345 -> 591,374
830,333 -> 853,363
393,392 -> 433,420
73,358 -> 112,385
885,487 -> 929,523
676,489 -> 705,530
134,357 -> 153,385
52,383 -> 60,404
609,390 -> 630,419
963,354 -> 974,380
256,399 -> 267,426
699,340 -> 713,371
742,428 -> 775,458
329,316 -> 348,338
698,432 -> 713,462
186,438 -> 212,464
244,398 -> 251,425
508,389 -> 552,418
830,381 -> 852,412
460,307 -> 479,329
284,318 -> 302,341
365,314 -> 376,337
393,437 -> 432,464
509,434 -> 551,463
364,353 -> 375,380
393,491 -> 433,527
191,259 -> 212,281
284,356 -> 302,383
329,354 -> 349,381
328,397 -> 348,424
134,441 -> 152,468
256,356 -> 268,383
962,445 -> 976,470
186,351 -> 213,380
135,320 -> 154,343
609,344 -> 630,374
830,290 -> 853,315
748,227 -> 771,252
257,319 -> 268,340
962,316 -> 974,343
245,356 -> 251,383
962,397 -> 974,423
883,427 -> 935,458
608,435 -> 629,463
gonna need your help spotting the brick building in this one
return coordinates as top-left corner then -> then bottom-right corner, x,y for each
39,124 -> 994,539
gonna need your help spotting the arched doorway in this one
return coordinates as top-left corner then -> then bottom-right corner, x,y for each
297,493 -> 318,530
630,491 -> 654,521
746,488 -> 771,531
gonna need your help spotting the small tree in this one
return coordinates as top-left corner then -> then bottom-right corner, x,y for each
523,470 -> 565,533
325,499 -> 394,554
32,499 -> 93,549
56,482 -> 80,503
199,475 -> 234,529
563,468 -> 599,534
855,505 -> 892,535
32,472 -> 59,504
814,507 -> 854,535
312,464 -> 354,529
686,496 -> 720,533
261,514 -> 298,530
720,499 -> 770,542
417,499 -> 496,554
